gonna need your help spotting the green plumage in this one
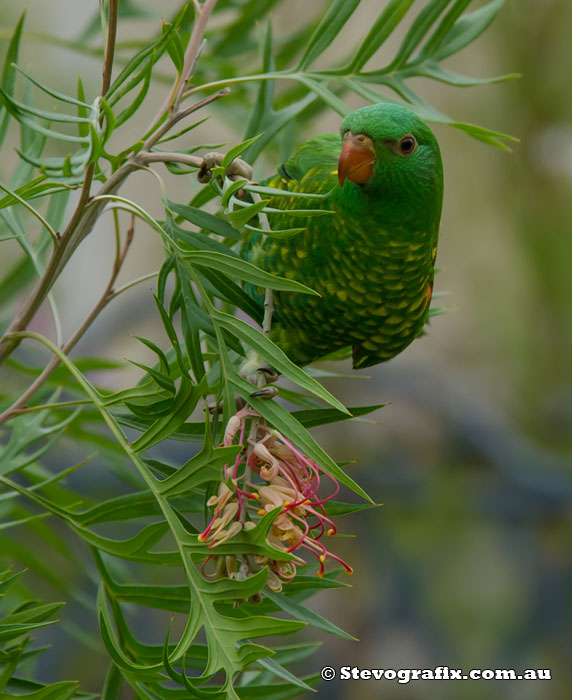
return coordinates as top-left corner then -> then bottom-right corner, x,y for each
242,103 -> 444,369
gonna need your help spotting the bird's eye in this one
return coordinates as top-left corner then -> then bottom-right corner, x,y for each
398,134 -> 417,156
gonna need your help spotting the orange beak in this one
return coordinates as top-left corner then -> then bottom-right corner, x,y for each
337,135 -> 375,187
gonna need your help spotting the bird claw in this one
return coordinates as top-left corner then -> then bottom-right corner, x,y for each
249,386 -> 278,399
256,366 -> 279,384
198,151 -> 253,184
208,401 -> 222,415
208,396 -> 246,414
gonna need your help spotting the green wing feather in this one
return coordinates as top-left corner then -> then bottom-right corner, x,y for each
276,133 -> 339,184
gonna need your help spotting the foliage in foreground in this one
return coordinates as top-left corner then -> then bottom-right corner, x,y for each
0,1 -> 513,697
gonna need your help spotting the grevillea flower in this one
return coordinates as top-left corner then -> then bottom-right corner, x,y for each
199,408 -> 353,589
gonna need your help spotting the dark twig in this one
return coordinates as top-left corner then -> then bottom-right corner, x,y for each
0,0 -> 121,366
0,215 -> 136,426
102,0 -> 119,95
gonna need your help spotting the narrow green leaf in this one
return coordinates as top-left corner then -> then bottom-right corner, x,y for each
244,93 -> 318,164
0,89 -> 92,123
183,250 -> 319,296
101,662 -> 123,700
385,0 -> 451,70
176,260 -> 206,381
243,224 -> 305,239
349,0 -> 415,71
198,267 -> 265,325
450,121 -> 518,150
152,294 -> 186,375
0,568 -> 25,595
157,116 -> 209,144
297,0 -> 361,70
213,310 -> 349,414
158,442 -> 242,497
173,222 -> 240,256
243,21 -> 275,143
294,75 -> 349,116
221,133 -> 264,168
433,0 -> 505,60
163,21 -> 184,73
107,23 -> 176,100
221,178 -> 248,208
0,12 -> 25,148
410,63 -> 518,87
292,404 -> 384,429
245,184 -> 329,200
115,60 -> 152,127
131,377 -> 205,453
226,368 -> 372,502
12,64 -> 91,107
264,591 -> 356,640
168,199 -> 241,240
128,359 -> 175,394
256,656 -> 315,692
418,0 -> 473,61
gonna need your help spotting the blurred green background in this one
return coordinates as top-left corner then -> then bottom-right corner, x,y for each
1,1 -> 571,698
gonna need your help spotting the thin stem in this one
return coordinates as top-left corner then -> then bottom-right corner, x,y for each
0,216 -> 135,426
10,399 -> 92,417
240,419 -> 259,525
102,0 -> 119,95
143,87 -> 230,151
0,181 -> 59,246
184,71 -> 286,96
136,151 -> 203,168
174,0 -> 217,110
145,0 -> 218,136
239,193 -> 275,524
251,193 -> 274,339
0,162 -> 138,366
108,271 -> 159,301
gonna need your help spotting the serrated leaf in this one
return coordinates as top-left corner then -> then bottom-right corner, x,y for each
131,376 -> 205,453
158,441 -> 242,497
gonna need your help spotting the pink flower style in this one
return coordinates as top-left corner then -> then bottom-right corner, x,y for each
199,408 -> 353,589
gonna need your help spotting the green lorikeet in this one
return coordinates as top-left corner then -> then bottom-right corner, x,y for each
242,103 -> 444,369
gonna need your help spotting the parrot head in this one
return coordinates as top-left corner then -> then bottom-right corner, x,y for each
337,103 -> 443,225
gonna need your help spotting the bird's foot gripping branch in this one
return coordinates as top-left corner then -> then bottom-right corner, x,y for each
199,407 -> 353,593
